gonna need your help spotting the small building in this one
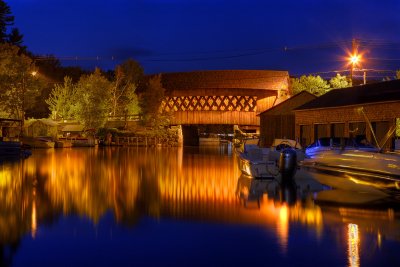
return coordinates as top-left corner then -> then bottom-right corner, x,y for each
258,91 -> 317,147
0,118 -> 21,141
294,79 -> 400,149
24,119 -> 58,138
61,124 -> 85,138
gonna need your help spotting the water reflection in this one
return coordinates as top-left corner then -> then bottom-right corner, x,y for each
348,223 -> 360,267
235,174 -> 323,253
0,147 -> 399,266
234,172 -> 400,259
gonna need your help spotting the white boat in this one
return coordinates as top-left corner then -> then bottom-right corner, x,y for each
301,148 -> 400,196
22,136 -> 55,149
302,108 -> 400,196
236,138 -> 304,179
305,137 -> 379,158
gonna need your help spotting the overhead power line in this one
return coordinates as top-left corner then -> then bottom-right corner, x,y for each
32,38 -> 400,63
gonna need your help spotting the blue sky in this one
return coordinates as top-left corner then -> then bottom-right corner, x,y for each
7,0 -> 400,77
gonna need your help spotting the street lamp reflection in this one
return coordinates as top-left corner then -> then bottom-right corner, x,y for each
347,223 -> 360,267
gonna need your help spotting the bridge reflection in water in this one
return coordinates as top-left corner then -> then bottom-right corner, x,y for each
0,147 -> 399,266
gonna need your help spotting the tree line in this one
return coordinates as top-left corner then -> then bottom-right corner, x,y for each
1,0 -> 400,133
290,74 -> 351,96
0,0 -> 165,131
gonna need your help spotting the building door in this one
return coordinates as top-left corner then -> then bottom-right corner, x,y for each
331,123 -> 345,138
300,125 -> 311,147
314,124 -> 328,141
349,122 -> 366,137
372,121 -> 390,149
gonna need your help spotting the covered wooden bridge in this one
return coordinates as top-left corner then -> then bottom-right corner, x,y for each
160,70 -> 289,127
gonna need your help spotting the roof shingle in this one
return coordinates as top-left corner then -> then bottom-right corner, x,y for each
296,79 -> 400,110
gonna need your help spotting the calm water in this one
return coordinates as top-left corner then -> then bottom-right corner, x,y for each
1,145 -> 400,267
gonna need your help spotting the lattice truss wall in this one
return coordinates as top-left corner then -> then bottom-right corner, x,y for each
161,96 -> 257,112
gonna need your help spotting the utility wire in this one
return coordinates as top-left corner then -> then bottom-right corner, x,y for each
32,39 -> 400,63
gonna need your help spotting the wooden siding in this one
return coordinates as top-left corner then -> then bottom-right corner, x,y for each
295,101 -> 400,147
161,70 -> 289,91
257,95 -> 278,114
158,70 -> 289,126
169,111 -> 259,125
259,91 -> 317,147
260,114 -> 295,147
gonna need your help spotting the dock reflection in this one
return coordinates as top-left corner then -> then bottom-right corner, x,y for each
0,147 -> 399,265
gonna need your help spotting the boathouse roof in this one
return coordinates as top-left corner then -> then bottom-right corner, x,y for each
259,91 -> 317,116
296,79 -> 400,110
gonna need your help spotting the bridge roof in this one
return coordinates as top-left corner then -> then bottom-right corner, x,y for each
161,70 -> 289,92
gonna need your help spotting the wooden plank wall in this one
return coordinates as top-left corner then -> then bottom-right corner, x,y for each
260,114 -> 295,147
169,111 -> 260,126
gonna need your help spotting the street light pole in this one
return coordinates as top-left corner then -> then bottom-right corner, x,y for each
349,38 -> 360,85
19,70 -> 37,136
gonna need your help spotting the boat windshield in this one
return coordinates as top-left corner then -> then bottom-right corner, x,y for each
308,136 -> 376,149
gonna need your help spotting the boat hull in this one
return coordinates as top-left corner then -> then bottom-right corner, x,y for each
237,156 -> 279,179
22,137 -> 55,149
301,150 -> 400,196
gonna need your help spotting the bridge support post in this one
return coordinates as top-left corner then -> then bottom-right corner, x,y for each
177,125 -> 183,146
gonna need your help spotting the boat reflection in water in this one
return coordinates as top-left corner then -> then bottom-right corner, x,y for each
235,171 -> 400,262
0,147 -> 399,266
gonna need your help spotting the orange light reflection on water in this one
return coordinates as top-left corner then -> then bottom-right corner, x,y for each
348,223 -> 360,267
0,147 -> 398,257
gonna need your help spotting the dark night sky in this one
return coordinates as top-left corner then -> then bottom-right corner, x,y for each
7,0 -> 400,77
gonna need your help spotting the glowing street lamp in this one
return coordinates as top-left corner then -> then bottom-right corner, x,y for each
350,54 -> 360,65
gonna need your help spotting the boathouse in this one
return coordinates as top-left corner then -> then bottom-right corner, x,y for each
258,91 -> 317,147
24,118 -> 58,138
294,79 -> 400,149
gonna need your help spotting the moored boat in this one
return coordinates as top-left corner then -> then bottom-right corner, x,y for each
236,138 -> 304,179
305,136 -> 379,158
71,137 -> 97,147
21,136 -> 55,149
301,148 -> 400,196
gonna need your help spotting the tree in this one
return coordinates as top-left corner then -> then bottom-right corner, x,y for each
329,73 -> 352,89
8,28 -> 24,48
46,76 -> 79,120
0,43 -> 40,119
0,0 -> 14,42
290,75 -> 330,96
74,68 -> 111,129
109,59 -> 142,116
139,74 -> 165,126
0,0 -> 24,47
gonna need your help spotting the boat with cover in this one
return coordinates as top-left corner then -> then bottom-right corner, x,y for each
236,138 -> 304,178
301,148 -> 400,196
301,116 -> 400,196
305,136 -> 379,158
